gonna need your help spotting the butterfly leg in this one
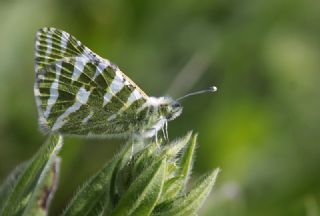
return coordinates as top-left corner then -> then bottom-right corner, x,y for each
160,121 -> 169,142
161,126 -> 165,141
151,128 -> 161,148
164,121 -> 169,141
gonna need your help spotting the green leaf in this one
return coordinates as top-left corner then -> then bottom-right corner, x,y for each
23,157 -> 60,216
1,131 -> 219,216
0,135 -> 63,216
159,176 -> 184,203
178,133 -> 198,190
131,142 -> 158,179
0,161 -> 28,213
110,142 -> 140,208
121,143 -> 158,195
63,143 -> 132,216
111,158 -> 166,216
161,132 -> 192,159
154,169 -> 220,216
62,160 -> 115,216
158,133 -> 198,204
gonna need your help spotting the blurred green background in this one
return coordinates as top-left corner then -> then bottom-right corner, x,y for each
1,0 -> 320,215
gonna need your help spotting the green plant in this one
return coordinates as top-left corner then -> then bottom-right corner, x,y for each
0,132 -> 219,216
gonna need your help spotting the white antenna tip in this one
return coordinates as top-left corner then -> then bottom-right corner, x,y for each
210,86 -> 218,92
176,85 -> 218,101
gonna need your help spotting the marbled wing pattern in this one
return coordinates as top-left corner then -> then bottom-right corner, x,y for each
34,27 -> 156,137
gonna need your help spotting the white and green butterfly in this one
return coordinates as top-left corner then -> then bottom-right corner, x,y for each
34,27 -> 216,139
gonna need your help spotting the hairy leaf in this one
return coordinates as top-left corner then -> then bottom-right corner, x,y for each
154,169 -> 220,216
63,143 -> 132,216
23,157 -> 60,216
0,135 -> 63,216
179,134 -> 198,190
0,161 -> 28,213
111,159 -> 166,216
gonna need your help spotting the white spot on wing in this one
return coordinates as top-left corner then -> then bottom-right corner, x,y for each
44,62 -> 62,118
61,31 -> 70,53
110,70 -> 124,94
35,65 -> 40,72
127,89 -> 142,105
82,111 -> 94,124
72,57 -> 88,81
46,31 -> 53,56
35,40 -> 41,54
39,116 -> 47,127
107,114 -> 117,121
77,87 -> 91,104
115,70 -> 124,81
34,87 -> 41,96
103,92 -> 113,106
93,61 -> 109,80
34,83 -> 43,119
38,75 -> 45,81
52,87 -> 90,131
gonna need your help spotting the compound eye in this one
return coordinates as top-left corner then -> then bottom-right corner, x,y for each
171,102 -> 181,109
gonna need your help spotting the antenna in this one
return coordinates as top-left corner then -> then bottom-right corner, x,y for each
176,86 -> 218,102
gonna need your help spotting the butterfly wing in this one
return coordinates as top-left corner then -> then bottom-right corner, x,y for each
34,27 -> 148,136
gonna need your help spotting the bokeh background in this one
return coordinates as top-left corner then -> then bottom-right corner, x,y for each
1,0 -> 320,215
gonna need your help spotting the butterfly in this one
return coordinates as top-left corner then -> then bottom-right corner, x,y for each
34,27 -> 216,139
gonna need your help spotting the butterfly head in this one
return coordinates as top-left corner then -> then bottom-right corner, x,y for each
147,97 -> 183,122
148,86 -> 218,122
164,100 -> 183,121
